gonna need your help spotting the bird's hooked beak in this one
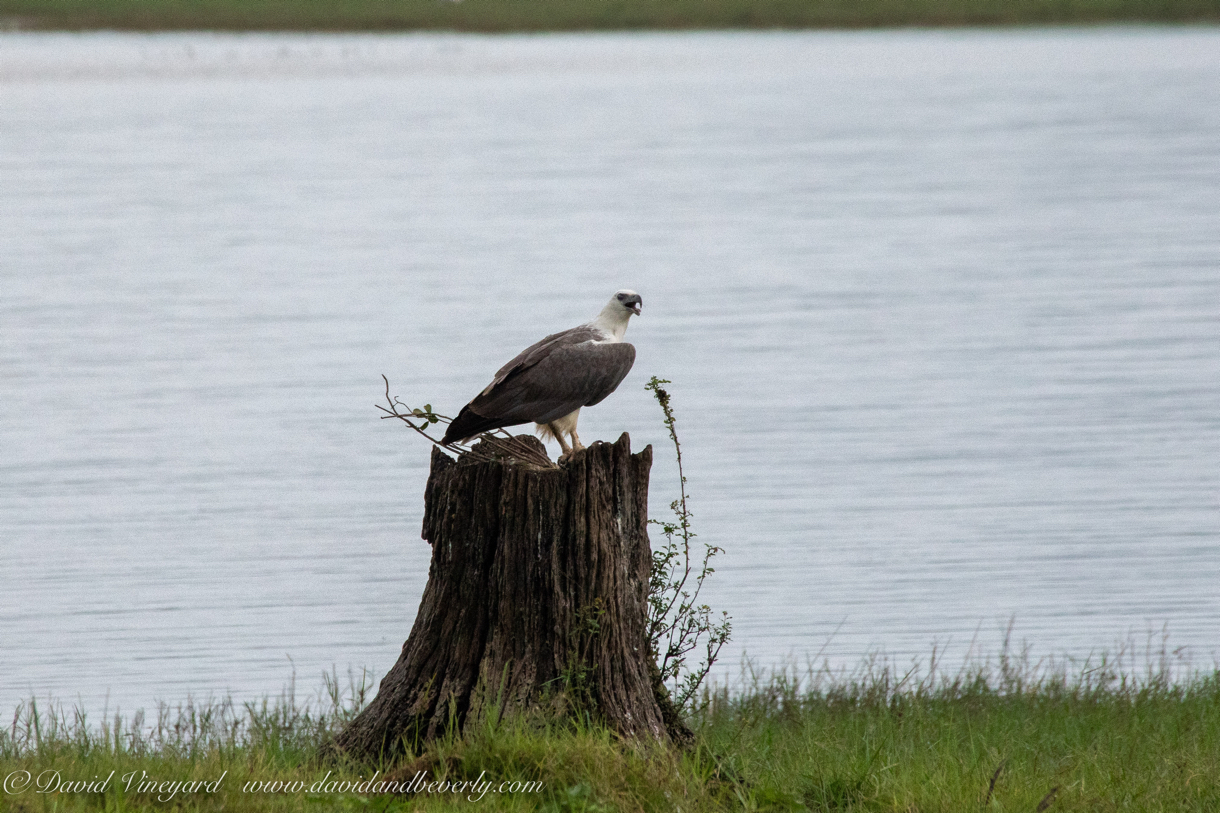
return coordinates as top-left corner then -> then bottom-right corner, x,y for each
631,302 -> 642,316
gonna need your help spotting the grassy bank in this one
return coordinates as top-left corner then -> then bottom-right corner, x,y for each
4,654 -> 1219,811
1,0 -> 1219,31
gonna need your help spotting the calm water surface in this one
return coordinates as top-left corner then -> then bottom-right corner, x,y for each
2,29 -> 1219,712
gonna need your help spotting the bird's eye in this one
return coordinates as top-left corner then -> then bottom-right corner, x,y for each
617,294 -> 626,301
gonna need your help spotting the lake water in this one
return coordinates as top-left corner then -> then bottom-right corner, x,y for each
2,28 -> 1218,714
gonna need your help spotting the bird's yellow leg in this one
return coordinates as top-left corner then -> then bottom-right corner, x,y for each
569,429 -> 584,452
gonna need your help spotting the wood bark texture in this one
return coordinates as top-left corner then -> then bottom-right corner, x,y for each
332,432 -> 679,760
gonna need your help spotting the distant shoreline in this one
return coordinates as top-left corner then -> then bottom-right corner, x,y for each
2,0 -> 1219,33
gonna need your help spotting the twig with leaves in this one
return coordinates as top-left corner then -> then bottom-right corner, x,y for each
376,375 -> 556,470
645,376 -> 732,711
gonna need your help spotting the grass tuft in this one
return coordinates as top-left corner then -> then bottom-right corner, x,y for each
4,639 -> 1219,811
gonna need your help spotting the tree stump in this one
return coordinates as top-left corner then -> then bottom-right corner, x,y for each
331,432 -> 682,761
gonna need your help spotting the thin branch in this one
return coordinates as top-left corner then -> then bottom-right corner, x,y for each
377,375 -> 556,470
645,376 -> 731,709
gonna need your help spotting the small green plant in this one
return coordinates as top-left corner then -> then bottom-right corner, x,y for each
645,376 -> 731,711
559,598 -> 607,709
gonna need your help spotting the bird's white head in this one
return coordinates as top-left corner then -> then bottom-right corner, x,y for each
592,289 -> 642,340
613,289 -> 642,317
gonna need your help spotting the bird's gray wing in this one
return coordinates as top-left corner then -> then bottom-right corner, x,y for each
469,340 -> 636,426
442,326 -> 629,444
479,325 -> 605,396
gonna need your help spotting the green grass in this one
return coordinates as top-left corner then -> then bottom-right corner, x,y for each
4,649 -> 1219,812
1,0 -> 1218,31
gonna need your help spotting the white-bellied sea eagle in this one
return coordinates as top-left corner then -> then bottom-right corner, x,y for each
441,290 -> 642,456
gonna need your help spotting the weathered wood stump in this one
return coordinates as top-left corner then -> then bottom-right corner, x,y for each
331,432 -> 683,761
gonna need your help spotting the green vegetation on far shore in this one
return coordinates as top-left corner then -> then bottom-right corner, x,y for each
5,650 -> 1219,812
1,0 -> 1219,32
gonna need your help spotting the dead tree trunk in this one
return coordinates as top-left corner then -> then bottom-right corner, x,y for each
331,432 -> 683,761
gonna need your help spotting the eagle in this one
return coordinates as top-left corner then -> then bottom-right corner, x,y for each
441,290 -> 642,456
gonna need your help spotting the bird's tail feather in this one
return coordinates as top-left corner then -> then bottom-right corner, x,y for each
441,406 -> 503,445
